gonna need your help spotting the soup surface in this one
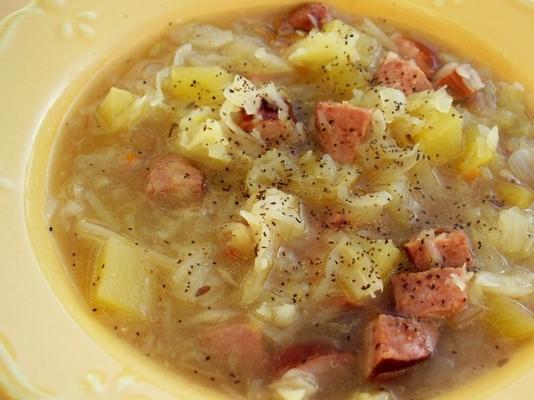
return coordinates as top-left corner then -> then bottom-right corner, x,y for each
48,3 -> 534,399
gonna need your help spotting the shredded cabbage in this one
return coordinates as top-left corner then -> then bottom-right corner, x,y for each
474,269 -> 534,298
271,369 -> 318,400
240,189 -> 306,304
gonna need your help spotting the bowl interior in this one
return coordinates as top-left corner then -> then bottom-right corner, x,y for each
13,0 -> 534,399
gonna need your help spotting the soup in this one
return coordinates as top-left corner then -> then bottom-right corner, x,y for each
47,3 -> 534,399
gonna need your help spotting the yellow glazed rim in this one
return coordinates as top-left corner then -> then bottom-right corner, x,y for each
1,0 -> 534,399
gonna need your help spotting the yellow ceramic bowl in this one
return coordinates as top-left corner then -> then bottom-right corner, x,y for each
1,0 -> 534,399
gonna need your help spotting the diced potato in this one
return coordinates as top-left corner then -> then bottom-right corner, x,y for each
92,236 -> 154,318
496,180 -> 534,209
96,87 -> 172,134
288,31 -> 342,69
96,87 -> 136,133
457,124 -> 499,178
320,60 -> 368,98
484,293 -> 534,340
289,20 -> 360,70
323,19 -> 361,64
360,238 -> 401,283
165,66 -> 233,105
412,107 -> 463,165
406,87 -> 453,114
175,107 -> 231,168
327,237 -> 384,303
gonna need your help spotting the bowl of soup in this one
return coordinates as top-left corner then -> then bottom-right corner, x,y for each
2,0 -> 534,399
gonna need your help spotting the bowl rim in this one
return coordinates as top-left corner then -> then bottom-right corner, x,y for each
2,0 -> 534,399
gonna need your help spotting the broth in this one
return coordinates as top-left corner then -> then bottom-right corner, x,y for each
48,4 -> 534,399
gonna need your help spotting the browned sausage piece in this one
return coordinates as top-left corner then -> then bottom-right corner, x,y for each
365,314 -> 438,380
271,341 -> 338,378
392,34 -> 440,77
237,99 -> 297,142
375,52 -> 433,96
315,101 -> 373,164
199,323 -> 266,373
282,3 -> 332,32
146,155 -> 204,200
434,62 -> 485,100
404,228 -> 473,271
391,267 -> 468,319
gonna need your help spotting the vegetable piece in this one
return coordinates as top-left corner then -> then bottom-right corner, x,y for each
360,238 -> 401,283
375,52 -> 432,96
281,3 -> 332,32
288,31 -> 343,69
350,391 -> 392,400
323,234 -> 400,303
337,243 -> 384,303
92,236 -> 155,318
255,302 -> 298,327
239,189 -> 306,304
411,107 -> 463,165
474,269 -> 534,298
457,124 -> 499,179
165,66 -> 233,105
96,87 -> 136,133
315,101 -> 373,164
496,82 -> 533,136
484,293 -> 534,340
508,147 -> 534,186
174,107 -> 231,168
489,206 -> 534,258
357,86 -> 406,123
391,267 -> 469,318
288,19 -> 360,69
271,368 -> 318,400
218,222 -> 255,259
96,87 -> 168,134
496,180 -> 534,209
365,314 -> 438,380
435,63 -> 484,100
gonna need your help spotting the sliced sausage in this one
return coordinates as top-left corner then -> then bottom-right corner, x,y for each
404,228 -> 473,271
272,342 -> 357,387
199,322 -> 266,373
271,341 -> 337,378
434,62 -> 485,100
392,34 -> 440,77
146,155 -> 204,199
391,267 -> 468,319
315,101 -> 373,164
375,52 -> 433,96
281,3 -> 332,33
238,99 -> 297,142
365,314 -> 438,380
